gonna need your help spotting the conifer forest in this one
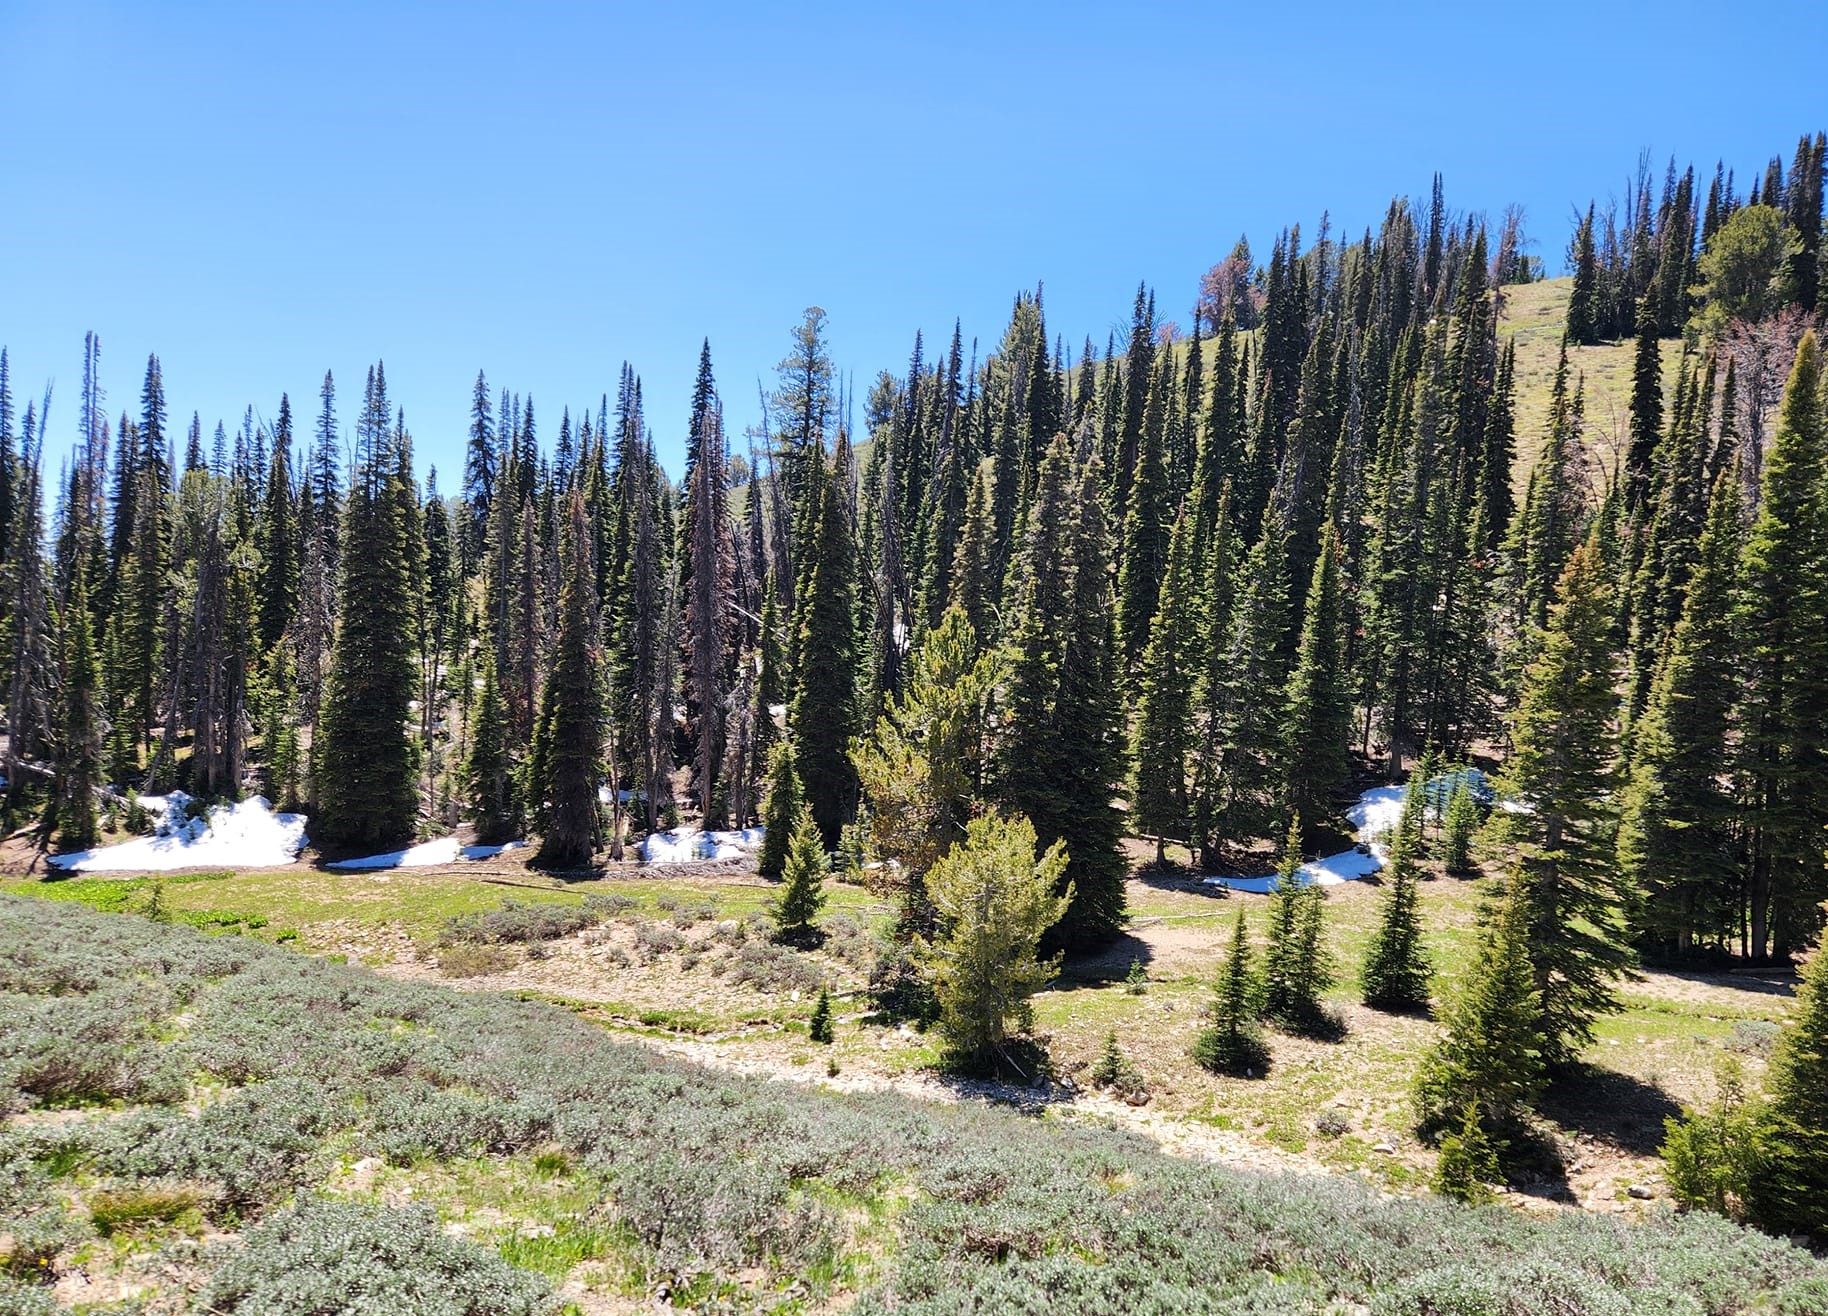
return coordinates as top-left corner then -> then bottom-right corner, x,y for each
6,49 -> 1828,1308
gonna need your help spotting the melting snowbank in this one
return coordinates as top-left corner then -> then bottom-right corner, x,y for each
327,838 -> 524,870
640,827 -> 765,863
51,793 -> 308,872
1200,785 -> 1395,894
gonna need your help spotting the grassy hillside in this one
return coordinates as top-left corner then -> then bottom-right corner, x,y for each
5,895 -> 1827,1314
1496,276 -> 1686,495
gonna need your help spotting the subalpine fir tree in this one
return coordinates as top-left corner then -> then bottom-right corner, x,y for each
533,489 -> 603,870
1496,539 -> 1631,1068
682,404 -> 734,825
1047,457 -> 1129,947
1213,505 -> 1292,844
1116,348 -> 1174,667
1734,331 -> 1828,960
50,565 -> 103,850
757,740 -> 803,882
1259,818 -> 1334,1034
1193,911 -> 1270,1077
1748,935 -> 1828,1235
773,801 -> 829,942
808,985 -> 834,1044
1618,470 -> 1744,955
1624,295 -> 1663,511
1130,509 -> 1200,864
947,469 -> 995,639
1280,525 -> 1350,835
1415,871 -> 1544,1135
256,392 -> 298,651
466,646 -> 518,845
1567,205 -> 1600,345
790,444 -> 861,846
314,367 -> 420,854
1361,816 -> 1432,1012
1442,777 -> 1478,873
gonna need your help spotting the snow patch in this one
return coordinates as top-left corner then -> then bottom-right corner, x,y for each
1200,785 -> 1393,893
52,793 -> 307,872
328,838 -> 525,870
640,827 -> 765,864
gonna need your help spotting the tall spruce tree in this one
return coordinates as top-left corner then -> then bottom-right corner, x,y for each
1496,539 -> 1632,1067
1130,509 -> 1199,863
314,367 -> 420,853
532,491 -> 603,868
1281,525 -> 1350,835
790,444 -> 861,846
1734,331 -> 1828,960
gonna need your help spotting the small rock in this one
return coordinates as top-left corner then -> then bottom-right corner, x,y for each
1371,1141 -> 1396,1154
1627,1183 -> 1655,1200
1124,1090 -> 1150,1107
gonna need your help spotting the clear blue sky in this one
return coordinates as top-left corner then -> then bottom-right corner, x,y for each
4,1 -> 1824,482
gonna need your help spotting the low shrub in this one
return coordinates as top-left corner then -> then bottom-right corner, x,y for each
729,940 -> 821,993
88,1181 -> 208,1233
438,943 -> 517,977
196,1194 -> 553,1315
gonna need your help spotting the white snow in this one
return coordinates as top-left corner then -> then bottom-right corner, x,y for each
1344,785 -> 1408,843
640,826 -> 765,864
1200,784 -> 1393,893
327,838 -> 525,870
51,792 -> 307,872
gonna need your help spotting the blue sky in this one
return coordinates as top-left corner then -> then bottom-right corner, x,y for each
3,1 -> 1825,482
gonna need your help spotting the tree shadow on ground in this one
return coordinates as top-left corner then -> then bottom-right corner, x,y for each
1054,930 -> 1156,988
1538,1065 -> 1685,1158
1648,965 -> 1799,999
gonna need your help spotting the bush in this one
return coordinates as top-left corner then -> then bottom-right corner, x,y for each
196,1195 -> 552,1315
88,1181 -> 208,1233
1433,1103 -> 1501,1205
438,896 -> 623,948
1663,1061 -> 1766,1223
730,941 -> 821,994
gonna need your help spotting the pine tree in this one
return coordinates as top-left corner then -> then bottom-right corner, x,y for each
462,370 -> 495,571
683,402 -> 734,825
914,811 -> 1069,1074
757,739 -> 803,881
1116,359 -> 1173,667
1747,937 -> 1828,1235
1129,509 -> 1199,863
1567,205 -> 1600,344
773,801 -> 829,941
1193,912 -> 1270,1077
1361,819 -> 1432,1012
1497,539 -> 1631,1068
1734,331 -> 1828,960
790,445 -> 861,845
1281,525 -> 1350,835
1415,871 -> 1545,1135
1625,295 -> 1663,511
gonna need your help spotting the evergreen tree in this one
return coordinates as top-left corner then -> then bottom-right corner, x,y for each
757,739 -> 803,881
1193,912 -> 1270,1077
915,811 -> 1069,1074
808,985 -> 834,1044
773,801 -> 829,941
1281,525 -> 1350,835
256,393 -> 298,651
1442,777 -> 1478,873
1618,470 -> 1744,955
51,566 -> 102,850
1129,509 -> 1199,863
1567,206 -> 1600,344
1361,818 -> 1433,1012
1495,539 -> 1632,1068
532,490 -> 604,868
466,644 -> 518,844
1734,331 -> 1828,960
314,367 -> 420,853
1748,938 -> 1828,1235
1259,819 -> 1335,1034
790,445 -> 861,846
1415,872 -> 1545,1135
